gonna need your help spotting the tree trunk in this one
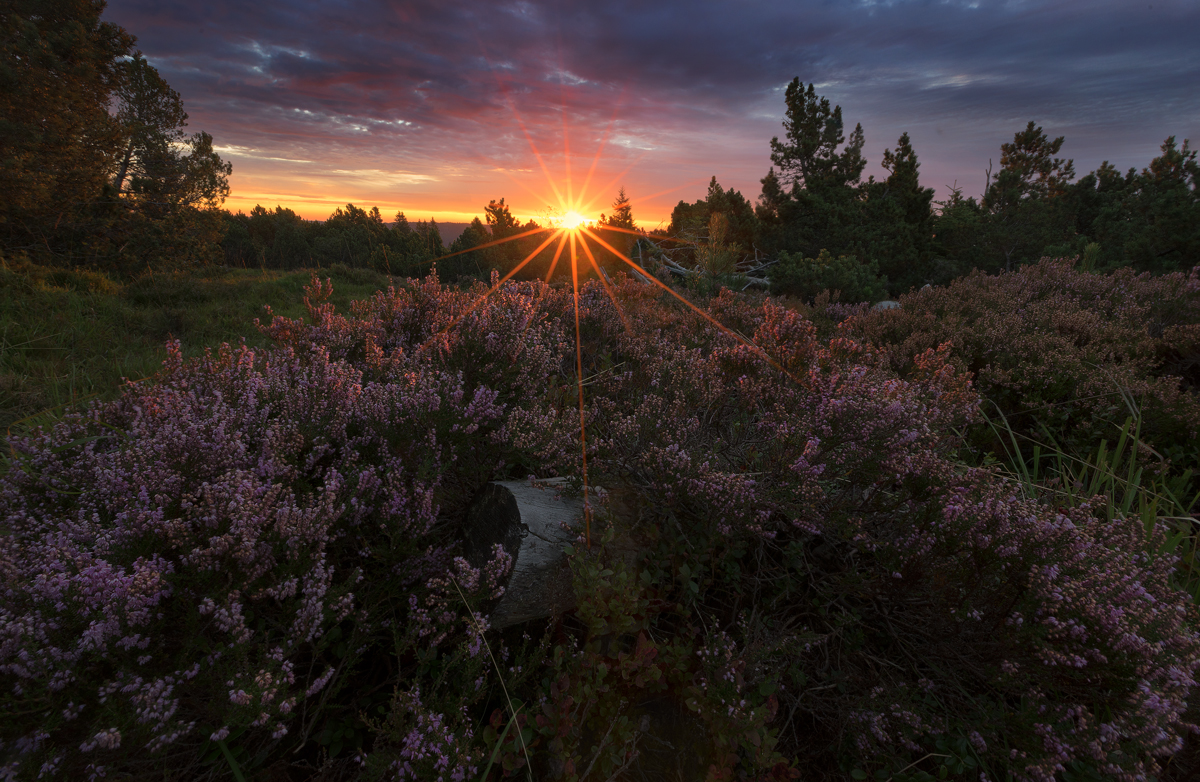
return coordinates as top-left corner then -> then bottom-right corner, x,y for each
113,139 -> 134,194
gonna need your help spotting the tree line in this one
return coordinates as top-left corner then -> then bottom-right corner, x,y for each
4,5 -> 1196,297
665,78 -> 1198,302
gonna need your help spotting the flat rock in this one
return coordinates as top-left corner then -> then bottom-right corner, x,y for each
463,479 -> 583,629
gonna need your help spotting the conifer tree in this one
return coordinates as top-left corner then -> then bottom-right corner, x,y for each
607,186 -> 635,229
980,122 -> 1076,272
1090,137 -> 1200,272
769,79 -> 845,190
871,132 -> 936,292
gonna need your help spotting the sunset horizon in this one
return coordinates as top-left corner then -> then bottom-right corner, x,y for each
102,0 -> 1198,233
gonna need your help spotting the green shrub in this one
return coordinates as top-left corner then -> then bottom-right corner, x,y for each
845,258 -> 1200,489
770,249 -> 888,304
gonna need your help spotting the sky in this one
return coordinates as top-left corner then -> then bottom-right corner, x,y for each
103,0 -> 1200,229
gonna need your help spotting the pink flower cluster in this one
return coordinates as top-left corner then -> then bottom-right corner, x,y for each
0,274 -> 572,777
563,275 -> 1200,780
2,269 -> 1196,780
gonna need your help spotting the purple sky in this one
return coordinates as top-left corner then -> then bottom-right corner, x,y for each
102,0 -> 1200,227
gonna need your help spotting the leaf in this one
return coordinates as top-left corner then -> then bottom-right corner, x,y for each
850,770 -> 868,780
216,740 -> 247,782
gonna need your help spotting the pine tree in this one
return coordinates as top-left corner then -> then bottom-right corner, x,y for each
608,186 -> 635,230
979,122 -> 1076,272
870,132 -> 936,292
769,79 -> 845,190
1091,137 -> 1200,272
484,199 -> 519,238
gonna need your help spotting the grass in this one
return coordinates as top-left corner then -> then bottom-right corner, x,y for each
982,400 -> 1200,602
0,259 -> 403,451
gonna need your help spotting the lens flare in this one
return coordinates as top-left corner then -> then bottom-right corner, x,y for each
560,211 -> 587,230
422,62 -> 787,549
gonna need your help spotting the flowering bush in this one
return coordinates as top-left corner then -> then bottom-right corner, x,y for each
842,258 -> 1200,474
0,274 -> 576,779
2,270 -> 1197,781
558,277 -> 1200,780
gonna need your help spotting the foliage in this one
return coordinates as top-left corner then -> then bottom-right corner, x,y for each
220,205 -> 445,277
0,259 -> 400,452
0,1 -> 231,275
1085,137 -> 1200,274
974,122 -> 1077,274
669,177 -> 758,267
111,53 -> 230,215
769,249 -> 888,304
769,78 -> 866,192
0,0 -> 133,256
110,53 -> 186,193
571,279 -> 1200,781
600,186 -> 635,231
868,132 -> 937,294
443,217 -> 493,282
0,274 -> 576,780
844,258 -> 1200,489
756,83 -> 938,296
5,272 -> 1199,781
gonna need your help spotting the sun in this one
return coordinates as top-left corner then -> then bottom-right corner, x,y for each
560,210 -> 588,231
420,78 -> 778,548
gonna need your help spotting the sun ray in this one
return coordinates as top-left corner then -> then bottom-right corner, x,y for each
580,177 -> 712,218
569,231 -> 593,548
454,49 -> 785,545
561,96 -> 574,212
577,91 -> 628,210
580,227 -> 797,381
497,170 -> 562,215
423,226 -> 554,268
416,229 -> 566,358
594,224 -> 700,246
545,231 -> 569,282
577,233 -> 635,338
477,43 -> 569,211
575,154 -> 651,214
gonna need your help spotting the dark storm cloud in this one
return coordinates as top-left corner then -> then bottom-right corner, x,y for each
102,0 -> 1200,218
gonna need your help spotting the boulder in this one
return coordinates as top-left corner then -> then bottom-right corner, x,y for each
463,479 -> 584,629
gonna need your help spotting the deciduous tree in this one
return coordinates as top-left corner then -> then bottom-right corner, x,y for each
0,0 -> 133,253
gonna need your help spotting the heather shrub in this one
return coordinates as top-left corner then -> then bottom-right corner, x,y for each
843,258 -> 1200,484
557,278 -> 1200,780
3,271 -> 1198,781
0,275 -> 577,779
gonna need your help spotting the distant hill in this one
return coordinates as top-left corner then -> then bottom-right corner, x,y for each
434,222 -> 471,246
389,221 -> 473,247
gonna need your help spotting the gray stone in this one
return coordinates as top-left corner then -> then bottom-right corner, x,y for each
463,479 -> 584,629
872,300 -> 901,311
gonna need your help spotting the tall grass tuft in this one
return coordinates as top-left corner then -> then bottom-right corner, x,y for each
983,398 -> 1200,602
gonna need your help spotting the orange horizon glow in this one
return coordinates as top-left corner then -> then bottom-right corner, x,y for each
216,144 -> 685,229
406,82 -> 791,551
220,190 -> 673,229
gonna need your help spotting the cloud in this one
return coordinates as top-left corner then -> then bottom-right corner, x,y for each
104,0 -> 1200,222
